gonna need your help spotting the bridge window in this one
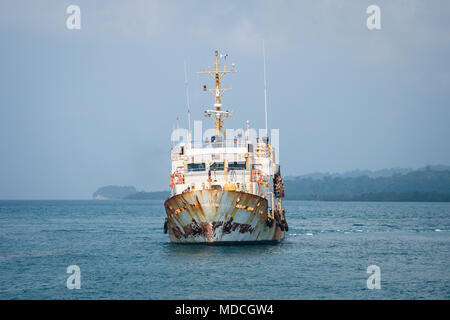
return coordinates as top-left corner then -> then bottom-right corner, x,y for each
228,161 -> 246,170
210,162 -> 224,171
188,163 -> 206,172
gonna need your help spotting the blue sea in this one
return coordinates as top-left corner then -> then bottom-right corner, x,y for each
0,200 -> 449,299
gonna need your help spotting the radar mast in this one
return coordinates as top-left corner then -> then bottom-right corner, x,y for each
198,51 -> 236,139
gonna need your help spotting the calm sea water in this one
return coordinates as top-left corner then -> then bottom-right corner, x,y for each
0,200 -> 449,299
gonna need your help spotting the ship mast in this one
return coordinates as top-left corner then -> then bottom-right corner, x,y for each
198,51 -> 236,139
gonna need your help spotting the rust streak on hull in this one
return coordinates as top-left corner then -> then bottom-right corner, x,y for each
164,190 -> 285,244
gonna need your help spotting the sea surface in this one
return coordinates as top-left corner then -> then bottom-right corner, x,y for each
0,200 -> 449,299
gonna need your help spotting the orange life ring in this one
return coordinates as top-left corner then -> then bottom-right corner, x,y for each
170,172 -> 184,187
251,169 -> 264,183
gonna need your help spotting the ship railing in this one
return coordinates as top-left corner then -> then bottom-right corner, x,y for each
189,140 -> 247,149
171,151 -> 182,161
171,140 -> 248,160
175,183 -> 268,199
183,169 -> 252,176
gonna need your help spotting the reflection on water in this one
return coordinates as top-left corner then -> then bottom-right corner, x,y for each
164,242 -> 284,257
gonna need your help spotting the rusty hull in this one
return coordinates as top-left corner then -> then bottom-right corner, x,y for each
164,190 -> 285,244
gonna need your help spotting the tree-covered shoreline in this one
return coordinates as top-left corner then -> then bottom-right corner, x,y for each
92,169 -> 450,202
285,170 -> 450,201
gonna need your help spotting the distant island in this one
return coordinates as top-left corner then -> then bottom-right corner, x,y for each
92,185 -> 168,200
93,165 -> 450,202
124,191 -> 170,200
92,185 -> 138,200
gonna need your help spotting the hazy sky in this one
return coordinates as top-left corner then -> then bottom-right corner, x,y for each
1,0 -> 449,199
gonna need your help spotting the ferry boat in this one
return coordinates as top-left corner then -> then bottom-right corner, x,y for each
163,51 -> 288,244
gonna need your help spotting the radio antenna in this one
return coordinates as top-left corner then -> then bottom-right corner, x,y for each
184,60 -> 191,132
263,40 -> 269,143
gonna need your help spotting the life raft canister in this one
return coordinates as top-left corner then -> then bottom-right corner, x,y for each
169,172 -> 184,187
